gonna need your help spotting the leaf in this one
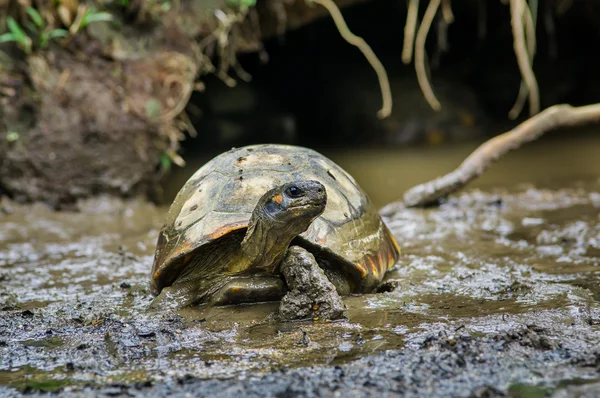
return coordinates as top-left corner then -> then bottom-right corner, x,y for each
144,98 -> 162,121
0,33 -> 16,43
26,7 -> 44,28
39,33 -> 48,48
6,132 -> 19,142
7,18 -> 27,42
47,29 -> 69,39
227,0 -> 256,7
24,21 -> 39,35
160,153 -> 171,171
81,11 -> 113,27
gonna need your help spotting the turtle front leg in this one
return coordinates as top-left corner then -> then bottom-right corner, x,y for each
208,275 -> 286,306
150,275 -> 286,310
278,246 -> 347,321
149,281 -> 200,310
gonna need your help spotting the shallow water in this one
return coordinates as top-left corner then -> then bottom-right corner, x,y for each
1,130 -> 600,396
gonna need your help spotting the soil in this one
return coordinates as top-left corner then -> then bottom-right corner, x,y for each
0,50 -> 198,208
0,0 -> 373,207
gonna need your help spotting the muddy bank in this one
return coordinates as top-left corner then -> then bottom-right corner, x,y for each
0,50 -> 197,207
0,0 -> 366,205
4,0 -> 600,206
1,176 -> 599,396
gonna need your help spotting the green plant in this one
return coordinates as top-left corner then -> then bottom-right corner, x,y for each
0,6 -> 113,54
5,131 -> 20,142
25,8 -> 68,50
227,0 -> 256,11
0,17 -> 33,53
78,7 -> 113,30
159,152 -> 171,171
0,8 -> 67,53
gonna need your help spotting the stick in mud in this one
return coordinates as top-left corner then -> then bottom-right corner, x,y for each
402,103 -> 600,208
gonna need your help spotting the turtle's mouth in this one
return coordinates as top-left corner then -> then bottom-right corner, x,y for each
289,202 -> 326,217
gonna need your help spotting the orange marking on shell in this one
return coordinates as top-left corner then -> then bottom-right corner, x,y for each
387,249 -> 396,269
272,194 -> 283,204
376,252 -> 385,275
370,256 -> 380,279
387,231 -> 401,257
357,262 -> 368,278
208,222 -> 247,240
364,257 -> 376,278
356,234 -> 401,283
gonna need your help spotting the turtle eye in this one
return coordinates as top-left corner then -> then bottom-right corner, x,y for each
285,185 -> 303,198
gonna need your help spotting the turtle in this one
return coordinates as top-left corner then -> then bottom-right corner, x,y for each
150,144 -> 400,309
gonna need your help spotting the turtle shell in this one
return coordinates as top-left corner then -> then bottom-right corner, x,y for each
151,144 -> 400,294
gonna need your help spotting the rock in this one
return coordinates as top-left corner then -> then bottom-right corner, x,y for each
278,246 -> 347,321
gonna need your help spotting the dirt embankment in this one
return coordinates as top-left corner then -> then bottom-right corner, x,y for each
0,0 -> 354,207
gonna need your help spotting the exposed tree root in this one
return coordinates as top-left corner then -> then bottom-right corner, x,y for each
402,103 -> 600,208
402,0 -> 419,64
432,0 -> 453,68
415,0 -> 442,111
402,0 -> 452,112
509,0 -> 540,118
309,0 -> 392,119
508,0 -> 537,119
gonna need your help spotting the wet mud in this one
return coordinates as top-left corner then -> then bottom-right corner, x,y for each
1,177 -> 600,396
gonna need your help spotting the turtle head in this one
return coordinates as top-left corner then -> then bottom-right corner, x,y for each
263,180 -> 327,225
241,180 -> 327,273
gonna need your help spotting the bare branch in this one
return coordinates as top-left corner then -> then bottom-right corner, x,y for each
403,103 -> 600,208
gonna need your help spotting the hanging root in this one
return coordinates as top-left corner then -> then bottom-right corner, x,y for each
509,0 -> 540,118
415,0 -> 442,111
402,0 -> 420,64
195,7 -> 252,88
508,0 -> 537,119
309,0 -> 392,119
401,103 -> 600,208
432,0 -> 454,67
440,0 -> 454,23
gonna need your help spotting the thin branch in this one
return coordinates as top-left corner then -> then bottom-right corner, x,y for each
311,0 -> 392,119
415,0 -> 441,111
402,103 -> 600,208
